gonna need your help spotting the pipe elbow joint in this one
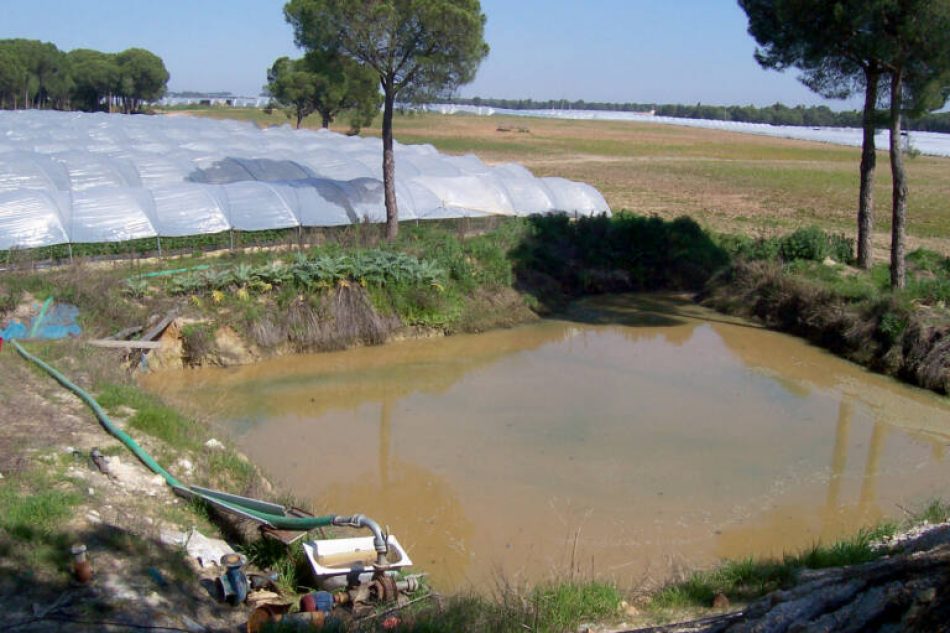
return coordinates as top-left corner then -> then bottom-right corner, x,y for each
333,514 -> 388,556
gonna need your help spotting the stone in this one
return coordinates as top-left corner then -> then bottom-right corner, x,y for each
186,530 -> 235,568
145,591 -> 167,608
204,438 -> 225,451
160,529 -> 188,548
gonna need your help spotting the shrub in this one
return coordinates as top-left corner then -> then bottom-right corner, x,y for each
512,212 -> 730,296
779,226 -> 853,263
180,322 -> 216,366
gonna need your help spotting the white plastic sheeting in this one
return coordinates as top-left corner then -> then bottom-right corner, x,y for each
424,104 -> 950,158
0,110 -> 610,250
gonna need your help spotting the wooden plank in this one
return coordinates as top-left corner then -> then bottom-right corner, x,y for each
109,325 -> 144,340
141,310 -> 178,342
88,339 -> 162,349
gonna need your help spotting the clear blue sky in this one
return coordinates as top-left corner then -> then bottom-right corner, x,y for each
1,0 -> 863,109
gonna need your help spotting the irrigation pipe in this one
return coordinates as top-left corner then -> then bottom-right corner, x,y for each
127,264 -> 211,280
29,296 -> 53,338
11,337 -> 341,531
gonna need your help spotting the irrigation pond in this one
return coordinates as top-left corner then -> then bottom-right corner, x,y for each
143,294 -> 950,591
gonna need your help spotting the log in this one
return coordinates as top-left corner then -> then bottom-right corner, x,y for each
141,310 -> 178,342
109,325 -> 144,340
88,339 -> 162,349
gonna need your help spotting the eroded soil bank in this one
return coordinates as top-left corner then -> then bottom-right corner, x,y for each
701,261 -> 950,394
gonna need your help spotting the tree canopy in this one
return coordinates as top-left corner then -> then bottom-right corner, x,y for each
740,0 -> 950,287
740,0 -> 894,270
266,51 -> 381,130
0,39 -> 168,113
116,48 -> 169,114
284,0 -> 489,239
68,49 -> 120,112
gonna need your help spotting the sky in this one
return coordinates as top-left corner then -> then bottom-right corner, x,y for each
1,0 -> 864,110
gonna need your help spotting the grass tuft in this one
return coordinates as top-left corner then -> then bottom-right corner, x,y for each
913,499 -> 950,524
651,523 -> 902,612
95,383 -> 201,452
405,581 -> 622,633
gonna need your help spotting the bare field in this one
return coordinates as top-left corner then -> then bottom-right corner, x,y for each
180,108 -> 950,254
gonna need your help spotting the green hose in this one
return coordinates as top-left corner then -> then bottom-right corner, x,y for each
128,264 -> 211,280
29,296 -> 53,338
12,338 -> 338,531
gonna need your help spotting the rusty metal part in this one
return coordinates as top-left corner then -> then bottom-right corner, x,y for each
246,604 -> 291,633
70,543 -> 93,584
370,576 -> 400,603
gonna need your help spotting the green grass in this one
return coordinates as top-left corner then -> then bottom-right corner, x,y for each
93,382 -> 261,492
404,581 -> 622,633
913,499 -> 950,524
0,471 -> 83,540
241,537 -> 311,597
0,468 -> 84,575
649,504 -> 949,613
96,383 -> 201,452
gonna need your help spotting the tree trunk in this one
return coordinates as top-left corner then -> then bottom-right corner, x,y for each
296,109 -> 304,129
381,79 -> 399,241
321,112 -> 331,128
888,70 -> 908,290
856,69 -> 879,269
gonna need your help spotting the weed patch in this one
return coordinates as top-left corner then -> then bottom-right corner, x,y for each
651,526 -> 896,612
95,383 -> 201,451
0,468 -> 83,578
405,581 -> 622,633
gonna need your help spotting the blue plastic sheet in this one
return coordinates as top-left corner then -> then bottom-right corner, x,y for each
1,302 -> 81,340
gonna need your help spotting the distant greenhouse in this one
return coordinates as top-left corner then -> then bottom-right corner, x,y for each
0,111 -> 610,251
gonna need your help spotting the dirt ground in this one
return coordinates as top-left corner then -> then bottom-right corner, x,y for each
0,347 -> 250,632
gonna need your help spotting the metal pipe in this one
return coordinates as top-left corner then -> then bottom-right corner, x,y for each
332,514 -> 388,562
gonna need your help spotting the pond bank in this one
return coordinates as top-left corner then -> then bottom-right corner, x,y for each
700,260 -> 950,395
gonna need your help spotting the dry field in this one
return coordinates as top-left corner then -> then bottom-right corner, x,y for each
183,108 -> 950,255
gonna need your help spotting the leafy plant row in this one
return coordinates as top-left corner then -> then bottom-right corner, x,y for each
124,249 -> 445,298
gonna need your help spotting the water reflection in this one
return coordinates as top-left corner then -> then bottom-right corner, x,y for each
714,405 -> 890,560
143,294 -> 950,590
318,400 -> 477,587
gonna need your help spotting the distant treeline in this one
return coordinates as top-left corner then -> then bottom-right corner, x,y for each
444,97 -> 950,133
0,39 -> 169,114
167,91 -> 236,99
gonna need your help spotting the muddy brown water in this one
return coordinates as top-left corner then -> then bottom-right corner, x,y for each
143,294 -> 950,592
